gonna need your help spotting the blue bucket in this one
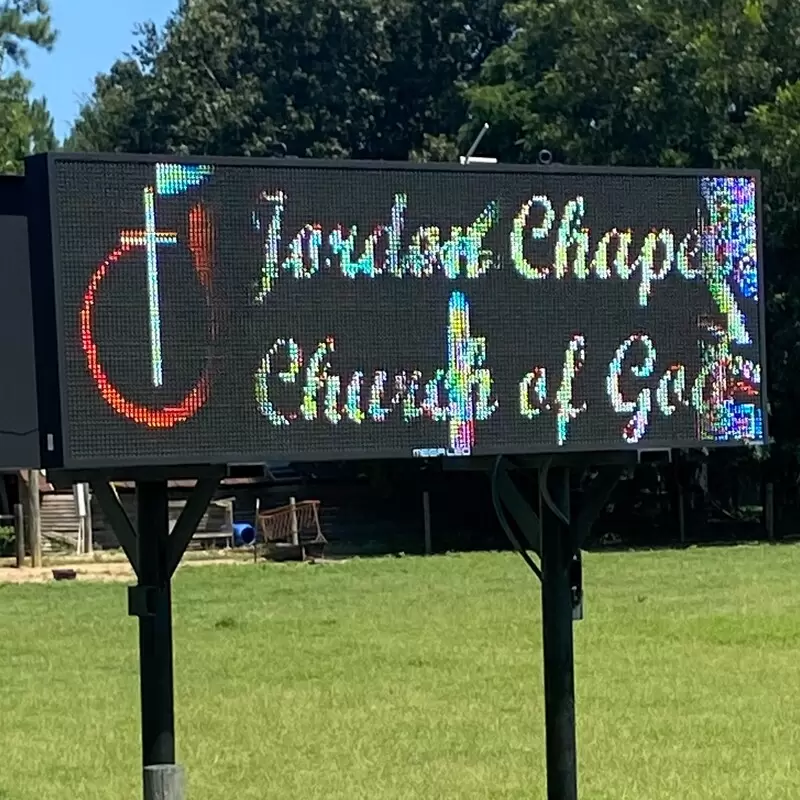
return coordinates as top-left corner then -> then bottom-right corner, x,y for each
233,522 -> 256,547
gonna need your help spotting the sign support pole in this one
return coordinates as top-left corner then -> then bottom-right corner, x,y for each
491,454 -> 624,800
90,468 -> 223,800
135,480 -> 176,770
539,463 -> 578,800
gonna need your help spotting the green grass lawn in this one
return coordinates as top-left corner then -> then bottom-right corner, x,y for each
2,545 -> 800,799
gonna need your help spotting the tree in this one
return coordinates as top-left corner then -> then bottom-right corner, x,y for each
66,0 -> 510,160
462,0 -> 798,167
740,83 -> 800,455
0,0 -> 57,172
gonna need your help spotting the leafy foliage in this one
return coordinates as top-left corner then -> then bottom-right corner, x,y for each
741,83 -> 800,454
463,0 -> 799,166
67,0 -> 510,160
0,0 -> 57,172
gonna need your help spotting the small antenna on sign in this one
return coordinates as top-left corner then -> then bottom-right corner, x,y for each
460,122 -> 497,165
265,141 -> 288,158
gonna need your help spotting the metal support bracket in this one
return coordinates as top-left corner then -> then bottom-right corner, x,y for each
166,469 -> 225,576
128,585 -> 162,618
90,468 -> 225,579
572,465 -> 624,550
494,457 -> 541,552
91,480 -> 139,575
570,552 -> 583,621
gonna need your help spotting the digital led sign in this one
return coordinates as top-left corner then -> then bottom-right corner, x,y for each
0,176 -> 40,469
26,154 -> 767,469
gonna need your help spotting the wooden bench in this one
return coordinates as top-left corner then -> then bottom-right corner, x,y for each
166,498 -> 234,551
254,500 -> 326,562
191,531 -> 234,550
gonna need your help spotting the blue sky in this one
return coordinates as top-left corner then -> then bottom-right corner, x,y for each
27,0 -> 178,141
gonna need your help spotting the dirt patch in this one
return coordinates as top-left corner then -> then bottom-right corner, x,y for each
0,557 -> 247,585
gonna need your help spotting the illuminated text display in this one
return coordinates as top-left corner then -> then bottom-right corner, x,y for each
48,157 -> 765,467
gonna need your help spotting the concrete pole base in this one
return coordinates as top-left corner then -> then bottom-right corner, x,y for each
143,764 -> 186,800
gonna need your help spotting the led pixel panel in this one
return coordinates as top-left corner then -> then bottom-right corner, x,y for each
31,154 -> 767,468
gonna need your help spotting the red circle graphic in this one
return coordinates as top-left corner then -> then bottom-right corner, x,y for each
80,205 -> 215,429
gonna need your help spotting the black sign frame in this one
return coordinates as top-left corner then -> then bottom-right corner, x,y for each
0,175 -> 40,469
25,152 -> 769,470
